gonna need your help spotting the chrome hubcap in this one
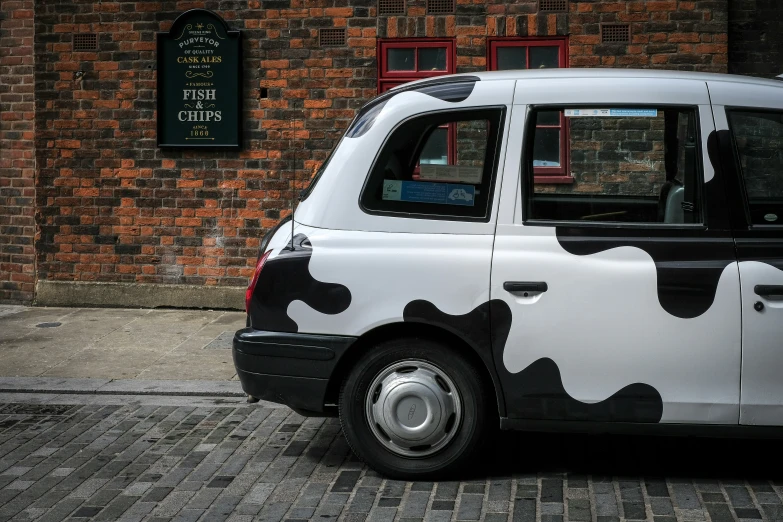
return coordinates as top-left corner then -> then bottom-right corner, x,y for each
365,360 -> 462,458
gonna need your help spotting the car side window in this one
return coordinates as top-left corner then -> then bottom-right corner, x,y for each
360,108 -> 505,221
524,107 -> 704,225
726,109 -> 783,226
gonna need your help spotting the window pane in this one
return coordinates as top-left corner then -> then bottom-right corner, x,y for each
496,47 -> 526,70
728,110 -> 783,225
528,108 -> 703,224
387,48 -> 415,71
418,47 -> 447,71
533,129 -> 561,167
536,111 -> 560,126
530,46 -> 560,69
362,110 -> 503,220
420,127 -> 449,165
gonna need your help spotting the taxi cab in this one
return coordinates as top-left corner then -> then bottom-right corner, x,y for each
234,69 -> 783,478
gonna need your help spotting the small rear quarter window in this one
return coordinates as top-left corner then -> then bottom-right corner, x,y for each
360,107 -> 505,221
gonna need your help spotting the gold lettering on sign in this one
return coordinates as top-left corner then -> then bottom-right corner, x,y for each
171,17 -> 231,142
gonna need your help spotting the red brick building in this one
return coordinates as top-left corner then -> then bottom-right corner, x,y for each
0,0 -> 781,307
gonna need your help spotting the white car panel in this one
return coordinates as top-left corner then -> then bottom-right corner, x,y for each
239,70 -> 783,432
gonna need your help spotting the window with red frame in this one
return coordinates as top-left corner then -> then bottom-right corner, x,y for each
488,37 -> 570,183
378,39 -> 456,167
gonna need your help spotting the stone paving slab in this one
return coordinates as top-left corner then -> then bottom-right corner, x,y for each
0,393 -> 781,522
0,307 -> 245,381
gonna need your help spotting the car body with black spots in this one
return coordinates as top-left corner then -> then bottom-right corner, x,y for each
233,69 -> 783,478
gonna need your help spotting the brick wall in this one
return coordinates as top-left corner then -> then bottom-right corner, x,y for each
18,0 -> 734,300
569,1 -> 728,71
729,0 -> 783,78
0,0 -> 36,304
33,0 -> 300,288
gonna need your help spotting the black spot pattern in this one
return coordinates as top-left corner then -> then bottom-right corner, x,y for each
415,81 -> 476,103
345,77 -> 480,138
403,299 -> 664,423
248,234 -> 351,333
551,129 -> 738,320
554,229 -> 734,319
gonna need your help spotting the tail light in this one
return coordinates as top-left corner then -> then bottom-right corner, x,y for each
245,250 -> 271,312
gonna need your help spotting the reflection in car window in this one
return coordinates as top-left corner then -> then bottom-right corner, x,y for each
526,107 -> 703,225
728,109 -> 783,225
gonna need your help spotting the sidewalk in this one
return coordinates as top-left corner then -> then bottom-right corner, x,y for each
0,305 -> 247,394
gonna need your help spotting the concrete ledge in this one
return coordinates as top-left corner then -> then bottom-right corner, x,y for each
35,280 -> 244,310
0,377 -> 246,397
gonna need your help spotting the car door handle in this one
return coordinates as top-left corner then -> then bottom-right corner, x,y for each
754,285 -> 783,297
504,281 -> 548,293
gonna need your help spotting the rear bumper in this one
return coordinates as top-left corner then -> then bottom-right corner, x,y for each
232,327 -> 356,415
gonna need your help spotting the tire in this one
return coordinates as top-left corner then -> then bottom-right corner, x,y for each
338,336 -> 494,479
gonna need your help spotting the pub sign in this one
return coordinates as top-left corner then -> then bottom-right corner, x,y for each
157,9 -> 242,149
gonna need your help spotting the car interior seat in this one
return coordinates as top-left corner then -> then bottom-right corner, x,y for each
661,182 -> 685,223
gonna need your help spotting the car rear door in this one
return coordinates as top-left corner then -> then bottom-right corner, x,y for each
491,77 -> 742,426
709,80 -> 783,426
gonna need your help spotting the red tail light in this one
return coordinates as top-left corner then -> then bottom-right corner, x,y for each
245,250 -> 271,312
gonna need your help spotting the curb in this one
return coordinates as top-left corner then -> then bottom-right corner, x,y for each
0,377 -> 246,397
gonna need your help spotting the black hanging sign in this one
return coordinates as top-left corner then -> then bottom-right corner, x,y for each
157,9 -> 242,149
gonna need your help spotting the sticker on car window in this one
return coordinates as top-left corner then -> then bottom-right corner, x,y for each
382,180 -> 475,206
565,109 -> 659,118
418,165 -> 483,184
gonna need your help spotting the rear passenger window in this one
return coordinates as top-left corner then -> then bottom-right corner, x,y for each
727,109 -> 783,226
361,108 -> 505,220
525,107 -> 703,225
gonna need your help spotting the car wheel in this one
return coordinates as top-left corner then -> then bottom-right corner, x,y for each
338,337 -> 493,479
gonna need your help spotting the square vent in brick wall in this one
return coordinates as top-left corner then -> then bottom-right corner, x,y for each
73,33 -> 98,52
427,0 -> 455,14
379,0 -> 405,16
319,28 -> 346,47
538,0 -> 567,13
601,24 -> 631,44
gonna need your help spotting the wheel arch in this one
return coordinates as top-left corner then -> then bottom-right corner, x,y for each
324,321 -> 506,417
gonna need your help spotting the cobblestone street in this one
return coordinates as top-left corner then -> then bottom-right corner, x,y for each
0,394 -> 781,522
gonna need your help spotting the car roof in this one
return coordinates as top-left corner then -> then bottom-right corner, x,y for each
392,68 -> 783,90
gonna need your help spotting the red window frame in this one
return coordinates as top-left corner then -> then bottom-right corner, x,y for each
378,38 -> 457,90
488,37 -> 571,184
378,39 -> 457,166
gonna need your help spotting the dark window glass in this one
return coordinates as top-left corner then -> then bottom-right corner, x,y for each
420,127 -> 449,165
536,111 -> 561,126
496,47 -> 527,70
361,108 -> 505,220
387,48 -> 415,71
728,109 -> 783,225
526,107 -> 703,224
530,46 -> 559,69
418,47 -> 447,71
